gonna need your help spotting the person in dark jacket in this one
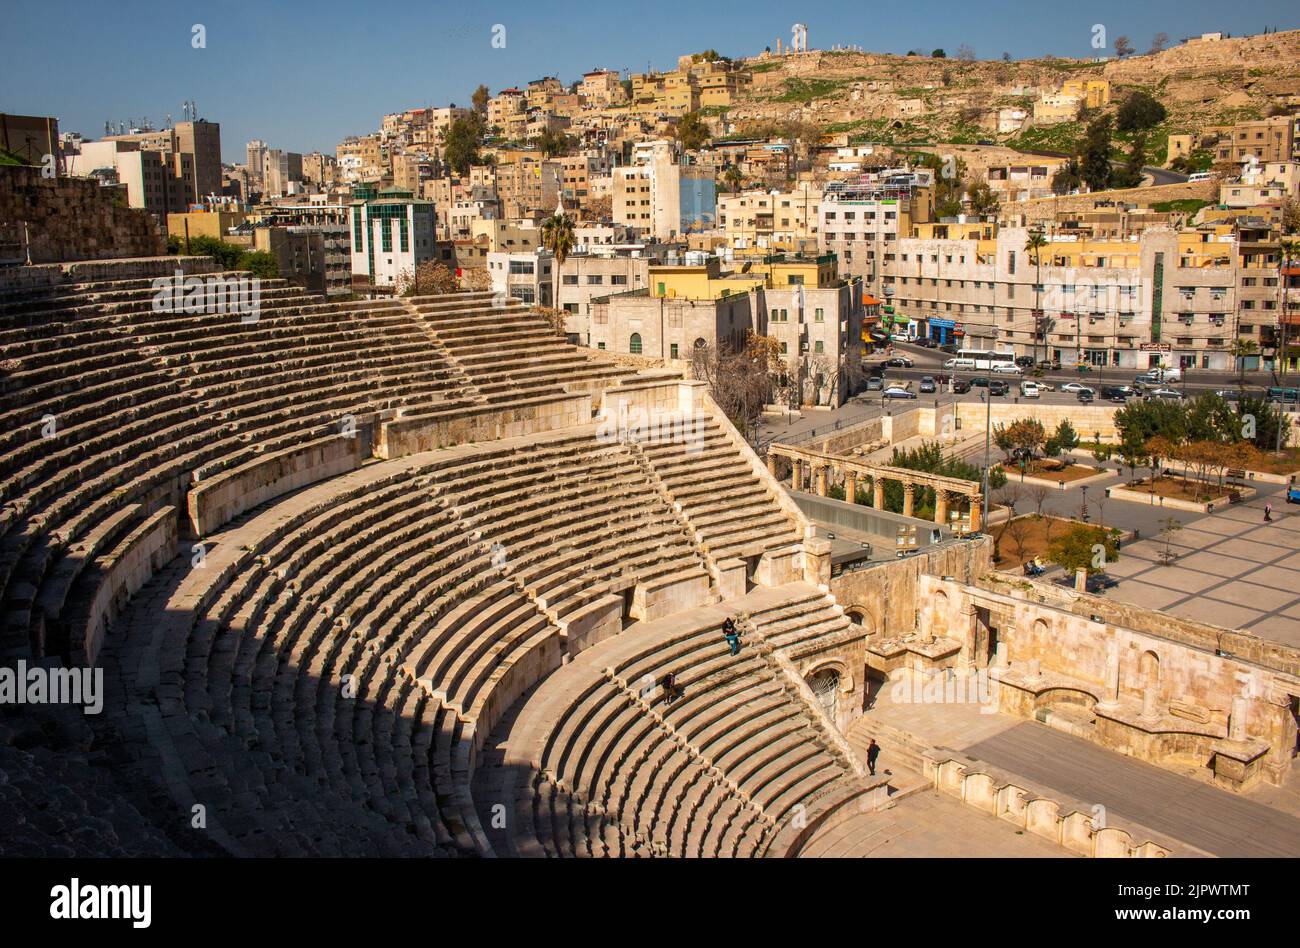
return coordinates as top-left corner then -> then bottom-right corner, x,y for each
722,617 -> 740,656
866,739 -> 881,776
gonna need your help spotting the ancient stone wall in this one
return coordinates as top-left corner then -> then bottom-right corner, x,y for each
0,165 -> 166,263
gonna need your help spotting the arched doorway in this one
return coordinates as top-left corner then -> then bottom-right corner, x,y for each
629,332 -> 643,354
807,668 -> 841,720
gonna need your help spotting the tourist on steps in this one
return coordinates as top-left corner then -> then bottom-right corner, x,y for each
722,617 -> 740,656
866,739 -> 881,776
661,672 -> 680,705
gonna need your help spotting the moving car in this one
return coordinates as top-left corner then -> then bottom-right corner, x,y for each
969,376 -> 991,388
882,386 -> 917,400
1101,385 -> 1134,402
1014,356 -> 1036,369
1267,387 -> 1300,403
1147,388 -> 1183,400
991,363 -> 1023,375
865,376 -> 884,391
1140,366 -> 1182,384
1076,388 -> 1095,404
943,357 -> 977,370
989,380 -> 1010,396
1020,380 -> 1040,398
950,379 -> 971,394
1060,382 -> 1092,394
919,376 -> 936,393
884,356 -> 914,368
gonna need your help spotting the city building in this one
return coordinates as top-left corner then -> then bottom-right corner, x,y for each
348,184 -> 437,290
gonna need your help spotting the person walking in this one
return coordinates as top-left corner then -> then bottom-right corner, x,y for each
1264,502 -> 1273,523
722,617 -> 740,656
866,738 -> 881,777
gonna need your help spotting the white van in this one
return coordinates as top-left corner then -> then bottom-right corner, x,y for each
1187,172 -> 1215,182
1020,380 -> 1040,398
943,357 -> 976,370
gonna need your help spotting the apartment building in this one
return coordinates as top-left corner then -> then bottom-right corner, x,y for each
1215,115 -> 1299,165
67,139 -> 194,218
557,253 -> 651,341
877,225 -> 1238,370
348,184 -> 437,290
589,252 -> 863,406
495,158 -> 561,217
579,70 -> 626,108
262,149 -> 303,199
817,170 -> 936,286
487,249 -> 553,306
254,201 -> 352,297
718,183 -> 820,250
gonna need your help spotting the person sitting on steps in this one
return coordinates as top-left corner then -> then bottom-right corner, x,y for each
722,617 -> 740,656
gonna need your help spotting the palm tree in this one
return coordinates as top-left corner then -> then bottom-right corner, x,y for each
1230,338 -> 1258,387
541,210 -> 575,309
1279,238 -> 1300,383
723,165 -> 743,194
1024,229 -> 1049,365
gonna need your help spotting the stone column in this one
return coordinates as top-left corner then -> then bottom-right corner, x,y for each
934,489 -> 949,526
790,458 -> 801,492
815,465 -> 829,497
1101,639 -> 1121,709
1229,695 -> 1249,742
1141,685 -> 1159,722
872,477 -> 884,510
1075,568 -> 1088,593
902,483 -> 915,518
845,471 -> 858,506
969,495 -> 982,532
767,454 -> 778,478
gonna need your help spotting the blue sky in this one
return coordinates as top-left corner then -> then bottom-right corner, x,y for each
3,0 -> 1297,162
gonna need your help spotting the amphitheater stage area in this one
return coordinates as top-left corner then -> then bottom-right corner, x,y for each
852,681 -> 1300,857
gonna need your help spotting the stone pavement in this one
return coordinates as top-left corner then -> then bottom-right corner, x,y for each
799,784 -> 1069,857
966,723 -> 1300,858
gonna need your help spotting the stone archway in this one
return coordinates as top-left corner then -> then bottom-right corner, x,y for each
1139,650 -> 1161,692
807,666 -> 841,721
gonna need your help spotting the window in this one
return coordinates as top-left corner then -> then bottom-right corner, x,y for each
611,275 -> 628,285
597,342 -> 606,350
814,340 -> 824,353
670,343 -> 679,359
814,308 -> 824,322
587,275 -> 603,284
562,275 -> 578,285
629,333 -> 642,355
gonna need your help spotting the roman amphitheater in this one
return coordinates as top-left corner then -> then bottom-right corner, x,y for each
3,256 -> 1300,859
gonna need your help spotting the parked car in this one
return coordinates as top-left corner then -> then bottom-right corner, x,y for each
1014,355 -> 1036,369
1287,484 -> 1300,504
1020,380 -> 1040,398
991,363 -> 1023,375
950,379 -> 971,394
1101,385 -> 1134,402
969,376 -> 991,388
1267,387 -> 1300,403
938,342 -> 960,355
1140,367 -> 1182,384
943,357 -> 977,370
1038,359 -> 1061,371
884,356 -> 914,368
882,387 -> 917,400
919,376 -> 937,393
1147,388 -> 1183,400
914,337 -> 938,349
1076,388 -> 1095,404
1059,382 -> 1092,394
1213,389 -> 1244,402
865,376 -> 884,391
989,380 -> 1010,396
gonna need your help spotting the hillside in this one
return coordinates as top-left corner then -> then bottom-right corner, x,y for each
714,30 -> 1300,157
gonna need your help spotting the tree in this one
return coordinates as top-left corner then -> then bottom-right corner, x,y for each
1054,419 -> 1079,452
408,260 -> 458,296
1006,418 -> 1047,459
1024,229 -> 1048,363
1051,159 -> 1082,196
691,332 -> 781,438
461,267 -> 492,292
1280,238 -> 1300,387
1149,32 -> 1169,54
541,212 -> 575,293
675,111 -> 710,151
472,84 -> 491,116
722,164 -> 743,194
585,194 -> 612,222
1003,515 -> 1033,564
1002,52 -> 1012,62
931,48 -> 947,58
1081,114 -> 1114,193
967,179 -> 999,218
534,128 -> 572,158
956,44 -> 976,62
1026,483 -> 1051,518
1114,36 -> 1134,58
1116,91 -> 1167,133
1230,338 -> 1258,385
1112,134 -> 1147,189
1050,524 -> 1118,576
443,117 -> 484,175
1281,195 -> 1300,235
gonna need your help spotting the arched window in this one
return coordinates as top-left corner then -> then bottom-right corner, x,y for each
629,332 -> 642,354
694,337 -> 708,349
